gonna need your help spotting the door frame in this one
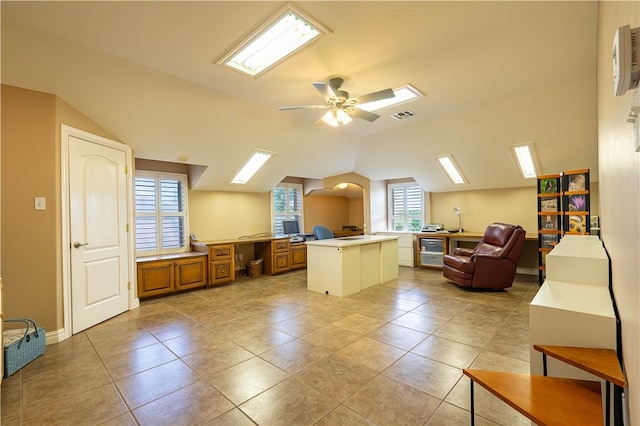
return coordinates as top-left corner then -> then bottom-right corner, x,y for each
61,124 -> 138,340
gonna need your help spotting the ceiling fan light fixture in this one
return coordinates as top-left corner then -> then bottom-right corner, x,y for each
322,108 -> 352,127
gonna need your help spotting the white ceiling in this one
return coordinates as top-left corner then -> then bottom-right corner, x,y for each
1,1 -> 599,193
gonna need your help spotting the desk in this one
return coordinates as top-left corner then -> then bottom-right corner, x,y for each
192,236 -> 295,285
306,235 -> 398,297
415,232 -> 538,270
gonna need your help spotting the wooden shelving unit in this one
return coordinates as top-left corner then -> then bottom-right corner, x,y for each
537,173 -> 563,284
537,169 -> 591,284
562,169 -> 591,236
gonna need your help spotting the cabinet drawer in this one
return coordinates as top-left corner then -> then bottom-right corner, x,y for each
420,239 -> 444,253
273,240 -> 290,252
420,252 -> 443,267
210,261 -> 233,284
210,244 -> 233,260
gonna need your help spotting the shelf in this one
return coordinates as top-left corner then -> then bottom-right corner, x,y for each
533,345 -> 625,387
463,369 -> 602,426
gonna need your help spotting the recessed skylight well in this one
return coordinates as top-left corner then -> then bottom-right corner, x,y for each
510,142 -> 539,179
435,154 -> 467,184
231,150 -> 275,184
359,85 -> 423,112
217,4 -> 329,78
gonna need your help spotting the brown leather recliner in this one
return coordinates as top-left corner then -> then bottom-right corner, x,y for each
443,223 -> 526,290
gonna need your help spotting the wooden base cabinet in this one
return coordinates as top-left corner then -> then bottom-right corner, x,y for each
257,238 -> 290,275
207,244 -> 234,285
137,253 -> 207,299
290,243 -> 307,270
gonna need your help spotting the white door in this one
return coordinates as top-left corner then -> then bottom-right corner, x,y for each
69,135 -> 129,333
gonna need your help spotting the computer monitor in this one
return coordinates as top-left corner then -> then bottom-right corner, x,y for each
282,220 -> 300,235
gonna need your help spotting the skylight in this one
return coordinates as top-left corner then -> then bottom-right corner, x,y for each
435,154 -> 467,184
217,4 -> 329,78
510,143 -> 539,179
358,85 -> 423,112
231,150 -> 274,184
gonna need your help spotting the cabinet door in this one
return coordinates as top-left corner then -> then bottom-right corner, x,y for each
137,260 -> 174,298
290,245 -> 307,269
175,257 -> 207,291
273,252 -> 290,273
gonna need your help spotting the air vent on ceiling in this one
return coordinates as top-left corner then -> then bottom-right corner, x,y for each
390,110 -> 415,120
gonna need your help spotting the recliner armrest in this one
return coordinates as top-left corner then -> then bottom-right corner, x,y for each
454,247 -> 475,256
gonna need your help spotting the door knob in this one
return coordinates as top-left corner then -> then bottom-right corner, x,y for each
73,242 -> 88,249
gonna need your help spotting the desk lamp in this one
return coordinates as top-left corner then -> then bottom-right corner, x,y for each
454,207 -> 463,232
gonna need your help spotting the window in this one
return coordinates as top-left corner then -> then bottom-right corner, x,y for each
272,183 -> 303,236
135,171 -> 188,256
388,183 -> 424,231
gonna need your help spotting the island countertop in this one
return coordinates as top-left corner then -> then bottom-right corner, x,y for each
305,234 -> 398,248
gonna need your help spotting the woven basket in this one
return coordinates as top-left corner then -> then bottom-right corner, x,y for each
247,258 -> 263,277
4,318 -> 46,377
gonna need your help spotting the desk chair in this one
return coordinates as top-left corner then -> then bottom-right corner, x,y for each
313,225 -> 334,240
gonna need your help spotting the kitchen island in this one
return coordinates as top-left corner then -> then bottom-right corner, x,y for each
306,235 -> 398,297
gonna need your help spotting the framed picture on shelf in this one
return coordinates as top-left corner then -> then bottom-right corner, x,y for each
539,178 -> 559,194
566,194 -> 587,212
565,214 -> 588,234
540,197 -> 558,212
566,173 -> 586,191
540,233 -> 560,248
540,214 -> 560,230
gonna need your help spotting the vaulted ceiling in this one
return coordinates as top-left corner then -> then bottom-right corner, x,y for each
1,1 -> 599,193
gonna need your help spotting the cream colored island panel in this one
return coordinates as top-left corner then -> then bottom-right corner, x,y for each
306,235 -> 398,297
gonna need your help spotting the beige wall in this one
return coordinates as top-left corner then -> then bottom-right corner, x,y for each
1,85 -> 118,332
348,197 -> 364,228
430,184 -> 599,235
303,196 -> 349,233
188,190 -> 271,241
1,85 -> 57,330
597,2 -> 640,424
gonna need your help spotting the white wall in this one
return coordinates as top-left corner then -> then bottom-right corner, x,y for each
597,2 -> 640,424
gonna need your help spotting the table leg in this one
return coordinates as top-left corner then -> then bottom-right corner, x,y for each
470,379 -> 475,426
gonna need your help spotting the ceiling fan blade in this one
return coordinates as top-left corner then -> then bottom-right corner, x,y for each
352,88 -> 395,106
278,105 -> 329,110
349,107 -> 381,122
313,82 -> 339,100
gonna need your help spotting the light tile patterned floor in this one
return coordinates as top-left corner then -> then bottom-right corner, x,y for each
1,267 -> 539,425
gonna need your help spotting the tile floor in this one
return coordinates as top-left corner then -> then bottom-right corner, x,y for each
2,267 -> 540,425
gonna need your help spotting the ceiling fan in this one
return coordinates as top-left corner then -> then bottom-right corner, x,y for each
278,77 -> 395,127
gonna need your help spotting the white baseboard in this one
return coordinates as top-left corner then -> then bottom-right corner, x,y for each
46,328 -> 66,345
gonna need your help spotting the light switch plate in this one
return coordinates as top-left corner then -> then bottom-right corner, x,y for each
34,197 -> 46,210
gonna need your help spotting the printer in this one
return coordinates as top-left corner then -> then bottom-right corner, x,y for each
421,223 -> 445,232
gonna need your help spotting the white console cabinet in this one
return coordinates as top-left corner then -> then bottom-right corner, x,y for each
375,231 -> 415,267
